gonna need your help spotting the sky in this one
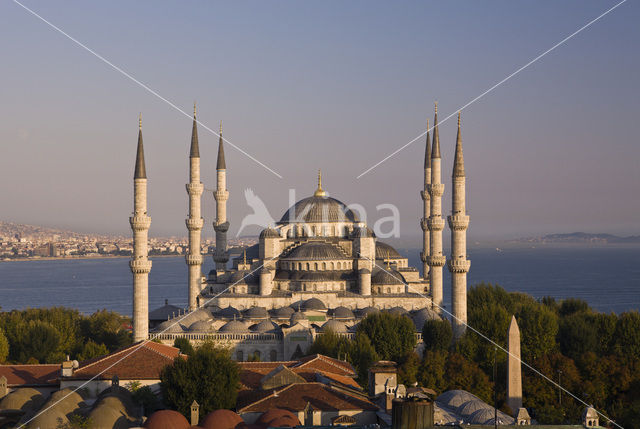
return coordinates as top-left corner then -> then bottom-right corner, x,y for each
0,1 -> 638,244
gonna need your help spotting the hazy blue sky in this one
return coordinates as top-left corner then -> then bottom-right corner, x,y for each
1,1 -> 638,243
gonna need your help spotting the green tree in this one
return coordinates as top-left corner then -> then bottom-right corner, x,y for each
613,311 -> 640,359
558,298 -> 590,317
160,342 -> 239,418
357,313 -> 416,362
444,352 -> 493,403
422,319 -> 452,352
417,350 -> 447,393
0,328 -> 8,363
349,332 -> 379,386
17,320 -> 62,363
173,338 -> 195,356
516,302 -> 558,361
77,340 -> 109,361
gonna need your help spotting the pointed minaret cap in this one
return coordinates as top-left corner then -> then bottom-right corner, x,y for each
453,111 -> 465,177
509,314 -> 520,334
314,169 -> 326,197
216,121 -> 226,170
431,102 -> 441,159
134,113 -> 147,179
190,102 -> 200,158
424,118 -> 431,169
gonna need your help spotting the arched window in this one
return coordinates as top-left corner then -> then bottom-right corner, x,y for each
322,262 -> 326,270
330,262 -> 335,270
386,287 -> 391,294
269,350 -> 277,361
236,350 -> 244,361
337,262 -> 341,270
306,263 -> 310,270
314,262 -> 318,270
313,284 -> 317,291
253,350 -> 261,361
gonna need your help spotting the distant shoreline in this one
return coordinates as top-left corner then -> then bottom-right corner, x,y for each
1,254 -> 187,263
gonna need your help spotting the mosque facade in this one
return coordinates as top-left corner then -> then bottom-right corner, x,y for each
131,104 -> 469,360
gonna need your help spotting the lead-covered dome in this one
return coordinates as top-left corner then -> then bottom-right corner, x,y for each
278,196 -> 359,224
375,241 -> 402,259
286,241 -> 346,260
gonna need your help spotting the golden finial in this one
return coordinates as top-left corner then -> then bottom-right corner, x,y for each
243,249 -> 247,265
314,169 -> 326,197
457,111 -> 461,126
219,120 -> 223,135
138,113 -> 142,130
434,101 -> 438,114
193,101 -> 197,118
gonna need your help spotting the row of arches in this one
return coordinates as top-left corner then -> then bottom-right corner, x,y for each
280,260 -> 352,271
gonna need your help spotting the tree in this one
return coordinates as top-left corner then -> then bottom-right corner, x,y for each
558,298 -> 590,317
422,319 -> 452,352
173,338 -> 195,356
77,340 -> 109,361
417,350 -> 447,393
17,320 -> 62,363
349,332 -> 379,386
357,313 -> 416,362
444,352 -> 493,404
0,328 -> 8,363
160,342 -> 239,418
516,302 -> 558,361
613,311 -> 640,359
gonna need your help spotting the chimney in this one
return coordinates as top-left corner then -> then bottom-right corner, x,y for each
0,375 -> 7,398
191,400 -> 200,426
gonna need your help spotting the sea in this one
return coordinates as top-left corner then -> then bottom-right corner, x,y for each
0,245 -> 638,316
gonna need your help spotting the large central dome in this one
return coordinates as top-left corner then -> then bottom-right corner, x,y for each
278,195 -> 359,224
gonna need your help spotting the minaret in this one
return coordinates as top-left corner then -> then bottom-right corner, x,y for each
213,122 -> 229,273
186,104 -> 204,310
507,315 -> 523,412
448,112 -> 470,338
428,103 -> 446,312
420,119 -> 431,280
130,115 -> 152,342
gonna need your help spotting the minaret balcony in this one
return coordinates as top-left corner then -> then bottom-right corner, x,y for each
448,258 -> 470,273
186,254 -> 203,265
428,183 -> 445,197
420,251 -> 428,263
129,258 -> 152,273
420,190 -> 430,201
186,218 -> 204,230
420,219 -> 429,231
428,255 -> 446,267
427,217 -> 445,231
186,183 -> 204,195
214,221 -> 230,233
213,251 -> 229,263
129,215 -> 151,231
447,215 -> 469,231
214,190 -> 229,201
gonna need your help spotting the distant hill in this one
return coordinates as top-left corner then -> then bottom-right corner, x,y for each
513,232 -> 640,244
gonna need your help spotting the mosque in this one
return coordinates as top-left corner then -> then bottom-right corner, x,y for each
130,104 -> 470,361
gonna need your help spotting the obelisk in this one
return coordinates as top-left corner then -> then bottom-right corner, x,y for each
507,315 -> 523,412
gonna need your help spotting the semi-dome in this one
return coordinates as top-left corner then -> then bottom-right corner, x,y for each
332,306 -> 355,319
375,241 -> 402,259
290,311 -> 306,325
278,195 -> 359,224
322,319 -> 348,333
372,269 -> 405,285
351,225 -> 375,238
286,241 -> 346,260
271,306 -> 294,319
387,306 -> 409,316
411,307 -> 441,330
250,319 -> 278,333
143,410 -> 190,429
200,409 -> 245,429
259,227 -> 281,239
243,306 -> 269,319
219,320 -> 249,333
189,320 -> 215,332
303,297 -> 327,311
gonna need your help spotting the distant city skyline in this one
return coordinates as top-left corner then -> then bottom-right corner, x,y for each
1,1 -> 638,241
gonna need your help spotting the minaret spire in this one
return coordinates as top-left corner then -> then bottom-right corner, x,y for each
186,105 -> 204,310
214,121 -> 230,273
130,116 -> 152,342
428,102 -> 446,313
448,111 -> 470,339
420,118 -> 431,281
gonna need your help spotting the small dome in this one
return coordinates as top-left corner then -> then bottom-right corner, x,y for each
215,306 -> 241,319
290,311 -> 306,325
200,409 -> 245,429
303,297 -> 327,311
436,390 -> 480,409
458,399 -> 491,416
279,195 -> 359,224
387,306 -> 409,316
286,242 -> 346,260
219,320 -> 249,333
143,410 -> 190,429
358,306 -> 380,318
271,306 -> 294,319
351,226 -> 375,238
0,388 -> 44,412
89,396 -> 137,429
468,407 -> 514,425
243,306 -> 269,319
375,241 -> 402,259
372,269 -> 405,285
250,319 -> 278,333
257,409 -> 301,427
331,306 -> 355,319
260,227 -> 281,239
154,320 -> 185,333
322,319 -> 348,333
26,409 -> 68,429
411,307 -> 441,330
189,320 -> 215,332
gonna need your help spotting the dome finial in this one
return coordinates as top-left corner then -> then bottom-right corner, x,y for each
314,169 -> 326,197
138,112 -> 142,130
219,120 -> 223,135
193,101 -> 197,118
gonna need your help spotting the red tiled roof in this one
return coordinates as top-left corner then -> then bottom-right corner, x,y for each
238,382 -> 377,413
0,364 -> 59,386
314,370 -> 361,390
293,354 -> 355,376
69,341 -> 182,380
